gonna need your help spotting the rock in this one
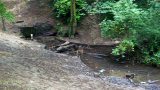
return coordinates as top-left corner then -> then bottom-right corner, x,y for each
140,82 -> 147,84
125,73 -> 135,79
56,44 -> 75,53
93,72 -> 100,78
147,80 -> 160,84
99,69 -> 106,73
61,41 -> 70,46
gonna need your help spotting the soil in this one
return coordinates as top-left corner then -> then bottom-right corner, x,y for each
0,32 -> 144,90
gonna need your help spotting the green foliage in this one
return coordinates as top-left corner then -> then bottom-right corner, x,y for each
143,51 -> 160,65
136,5 -> 160,65
112,39 -> 135,56
0,1 -> 14,22
86,1 -> 112,14
100,0 -> 146,38
90,0 -> 160,66
52,0 -> 87,23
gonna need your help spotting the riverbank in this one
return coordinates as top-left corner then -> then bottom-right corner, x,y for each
0,32 -> 146,90
0,32 -> 160,90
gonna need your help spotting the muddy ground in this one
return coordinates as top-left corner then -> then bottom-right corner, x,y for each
0,32 -> 145,90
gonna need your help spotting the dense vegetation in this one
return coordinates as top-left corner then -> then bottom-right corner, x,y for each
52,0 -> 88,23
88,0 -> 160,66
51,0 -> 89,37
52,0 -> 160,66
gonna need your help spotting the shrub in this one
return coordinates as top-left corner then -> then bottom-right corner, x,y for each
112,39 -> 135,56
100,0 -> 146,38
136,5 -> 160,65
92,0 -> 160,66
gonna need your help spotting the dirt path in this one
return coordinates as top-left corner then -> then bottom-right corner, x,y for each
0,32 -> 145,90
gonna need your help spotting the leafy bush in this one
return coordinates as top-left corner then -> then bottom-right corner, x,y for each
112,39 -> 135,56
100,0 -> 146,38
52,0 -> 88,23
136,6 -> 160,65
91,0 -> 160,66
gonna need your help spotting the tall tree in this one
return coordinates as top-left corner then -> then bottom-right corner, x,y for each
70,0 -> 77,37
0,0 -> 14,31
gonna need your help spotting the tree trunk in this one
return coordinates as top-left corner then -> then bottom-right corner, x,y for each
70,0 -> 77,37
1,17 -> 6,31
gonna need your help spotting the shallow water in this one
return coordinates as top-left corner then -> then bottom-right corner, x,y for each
80,47 -> 160,85
37,37 -> 160,85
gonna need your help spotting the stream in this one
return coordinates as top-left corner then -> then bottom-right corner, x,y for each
81,52 -> 160,85
35,36 -> 160,85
